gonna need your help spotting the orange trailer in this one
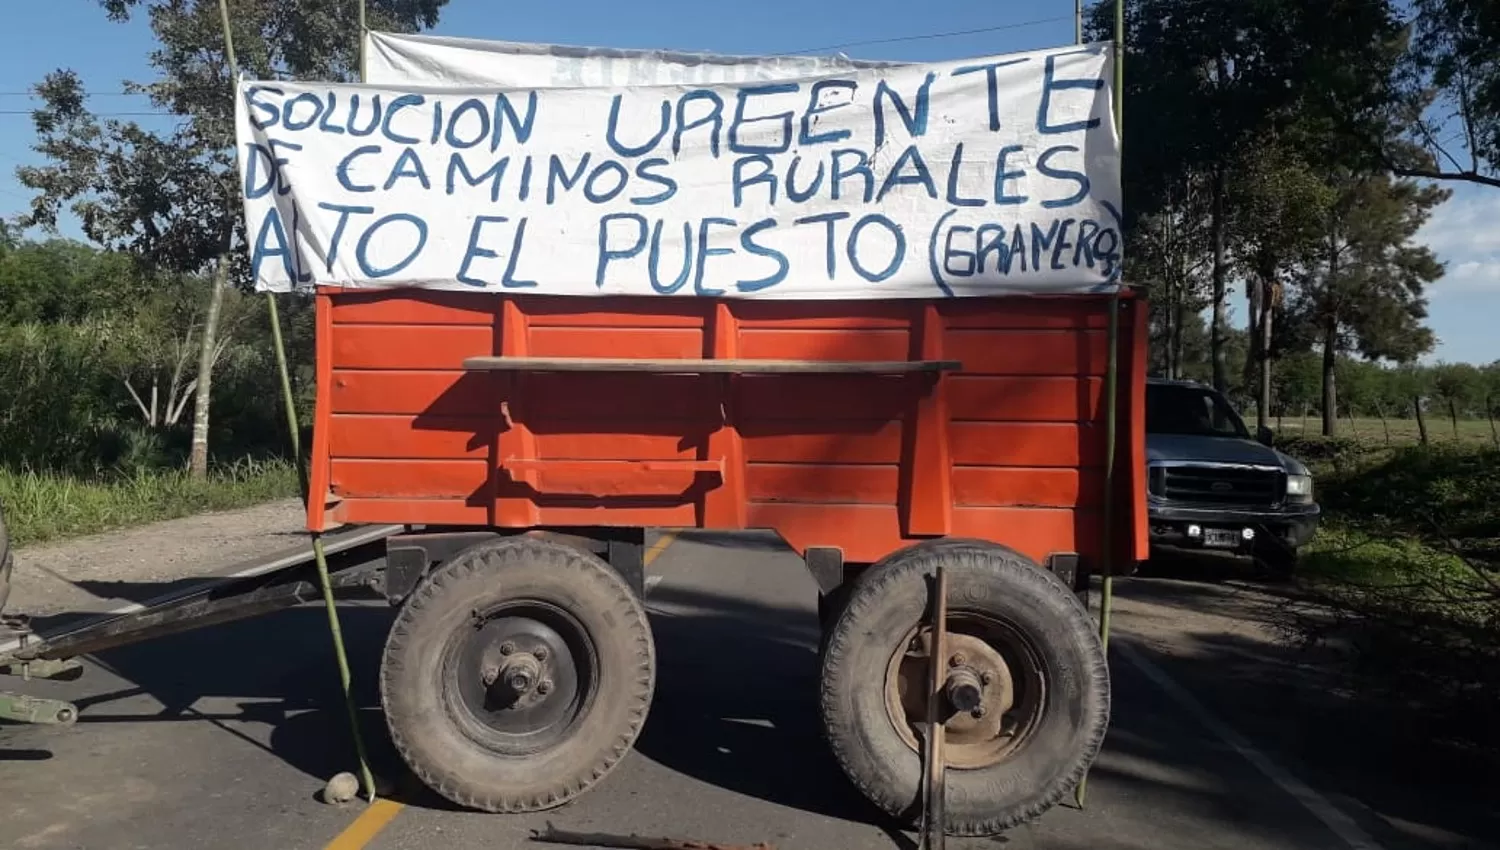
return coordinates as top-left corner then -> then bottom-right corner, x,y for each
0,24 -> 1145,841
210,29 -> 1143,838
310,287 -> 1148,833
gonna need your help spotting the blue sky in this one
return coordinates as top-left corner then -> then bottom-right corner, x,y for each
1,0 -> 1495,365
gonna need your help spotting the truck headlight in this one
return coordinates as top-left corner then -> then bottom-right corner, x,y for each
1286,474 -> 1313,501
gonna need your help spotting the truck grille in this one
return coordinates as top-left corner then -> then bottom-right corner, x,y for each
1151,464 -> 1283,507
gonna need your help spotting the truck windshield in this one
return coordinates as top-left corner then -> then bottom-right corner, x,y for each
1146,383 -> 1250,438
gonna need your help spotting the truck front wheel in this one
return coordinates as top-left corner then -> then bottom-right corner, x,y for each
818,539 -> 1110,835
380,537 -> 656,812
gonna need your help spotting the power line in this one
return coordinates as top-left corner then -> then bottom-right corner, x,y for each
0,17 -> 1083,121
0,16 -> 1081,104
0,91 -> 151,97
0,110 -> 170,116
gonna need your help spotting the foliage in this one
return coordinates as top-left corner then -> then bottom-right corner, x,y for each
0,458 -> 298,546
1292,443 -> 1500,754
1316,443 -> 1499,551
1368,0 -> 1500,187
0,237 -> 313,476
1090,0 -> 1439,417
10,0 -> 447,485
18,0 -> 449,286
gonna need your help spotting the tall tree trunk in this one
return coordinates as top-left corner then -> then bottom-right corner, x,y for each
1171,294 -> 1185,381
1162,276 -> 1177,379
1246,280 -> 1261,395
1321,316 -> 1338,438
1210,166 -> 1229,394
1257,284 -> 1274,433
189,259 -> 227,480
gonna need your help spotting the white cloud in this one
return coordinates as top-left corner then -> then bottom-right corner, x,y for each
1416,184 -> 1500,297
1441,259 -> 1500,294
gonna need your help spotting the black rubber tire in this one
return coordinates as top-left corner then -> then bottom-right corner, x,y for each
818,538 -> 1110,836
817,583 -> 855,653
379,536 -> 656,812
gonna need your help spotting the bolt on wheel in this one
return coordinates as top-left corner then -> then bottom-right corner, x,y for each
884,614 -> 1046,770
445,601 -> 595,758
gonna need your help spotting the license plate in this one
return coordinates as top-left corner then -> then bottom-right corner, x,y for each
1202,528 -> 1241,549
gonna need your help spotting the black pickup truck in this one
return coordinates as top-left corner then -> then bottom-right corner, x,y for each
1145,378 -> 1321,575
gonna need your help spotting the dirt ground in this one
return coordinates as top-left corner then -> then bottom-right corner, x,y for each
7,498 -> 306,623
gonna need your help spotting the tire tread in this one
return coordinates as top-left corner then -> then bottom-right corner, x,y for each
818,539 -> 1110,836
380,537 -> 655,813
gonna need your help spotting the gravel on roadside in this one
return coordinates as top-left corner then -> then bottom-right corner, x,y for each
6,498 -> 307,622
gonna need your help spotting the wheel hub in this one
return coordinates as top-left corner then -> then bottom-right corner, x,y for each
883,616 -> 1041,770
446,603 -> 592,755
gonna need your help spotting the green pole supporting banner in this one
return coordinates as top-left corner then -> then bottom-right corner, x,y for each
358,0 -> 368,82
215,0 -> 378,805
1102,0 -> 1124,666
1075,0 -> 1124,810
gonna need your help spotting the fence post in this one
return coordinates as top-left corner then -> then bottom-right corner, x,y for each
1488,395 -> 1498,449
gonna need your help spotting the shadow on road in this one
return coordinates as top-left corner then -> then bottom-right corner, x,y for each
0,747 -> 53,761
632,582 -> 880,825
12,558 -> 1498,850
1106,571 -> 1500,850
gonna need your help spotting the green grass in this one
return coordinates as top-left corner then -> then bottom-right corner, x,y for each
0,458 -> 300,547
1281,440 -> 1500,755
1269,415 -> 1497,447
1301,524 -> 1487,614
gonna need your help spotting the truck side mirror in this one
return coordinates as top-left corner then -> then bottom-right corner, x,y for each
1256,425 -> 1274,447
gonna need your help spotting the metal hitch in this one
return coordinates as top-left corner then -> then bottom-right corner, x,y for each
0,691 -> 78,725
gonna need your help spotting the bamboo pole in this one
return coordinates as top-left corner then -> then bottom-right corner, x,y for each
358,0 -> 368,82
1074,0 -> 1124,810
215,0 -> 377,804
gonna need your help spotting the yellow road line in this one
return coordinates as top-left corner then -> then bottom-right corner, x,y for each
323,798 -> 405,850
645,530 -> 678,565
320,530 -> 679,850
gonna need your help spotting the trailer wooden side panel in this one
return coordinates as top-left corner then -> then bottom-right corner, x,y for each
311,290 -> 1148,571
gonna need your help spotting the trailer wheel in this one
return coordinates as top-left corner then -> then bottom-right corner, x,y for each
818,539 -> 1109,835
380,536 -> 655,812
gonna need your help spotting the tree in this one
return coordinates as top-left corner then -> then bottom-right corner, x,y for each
1366,0 -> 1500,188
1230,143 -> 1337,432
1090,0 -> 1411,394
0,238 -> 143,323
16,0 -> 448,477
1135,171 -> 1214,380
1287,173 -> 1448,436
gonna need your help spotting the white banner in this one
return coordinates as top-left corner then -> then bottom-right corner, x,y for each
364,30 -> 898,89
236,42 -> 1122,298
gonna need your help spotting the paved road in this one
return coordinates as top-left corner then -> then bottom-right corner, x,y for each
1,532 -> 1492,850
